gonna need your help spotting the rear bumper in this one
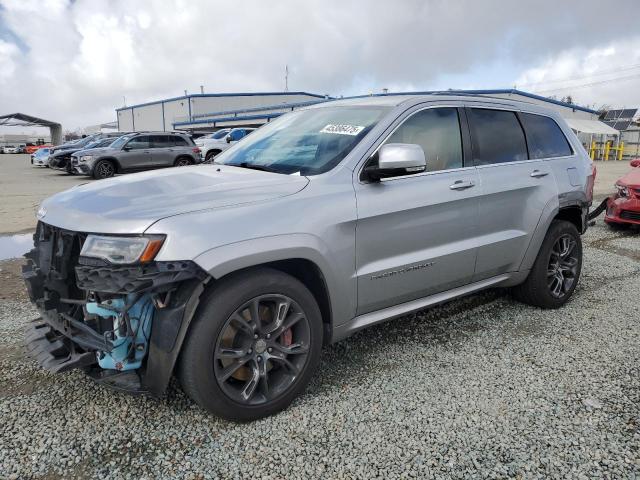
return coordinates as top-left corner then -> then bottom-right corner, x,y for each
605,196 -> 640,226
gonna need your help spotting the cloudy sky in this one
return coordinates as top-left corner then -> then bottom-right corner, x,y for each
1,0 -> 640,133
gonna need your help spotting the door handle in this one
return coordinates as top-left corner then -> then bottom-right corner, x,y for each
530,170 -> 549,178
449,180 -> 475,190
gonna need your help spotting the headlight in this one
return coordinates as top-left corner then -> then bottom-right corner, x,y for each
80,235 -> 165,264
615,183 -> 629,197
80,155 -> 93,162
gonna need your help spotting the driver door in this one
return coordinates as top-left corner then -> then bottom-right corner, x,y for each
354,107 -> 481,315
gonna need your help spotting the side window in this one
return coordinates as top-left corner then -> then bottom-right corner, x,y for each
125,136 -> 151,150
150,135 -> 169,148
171,135 -> 188,146
384,107 -> 463,172
519,113 -> 572,159
468,108 -> 528,165
230,130 -> 243,141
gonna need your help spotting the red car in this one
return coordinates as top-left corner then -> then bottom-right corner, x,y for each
25,144 -> 52,154
605,159 -> 640,227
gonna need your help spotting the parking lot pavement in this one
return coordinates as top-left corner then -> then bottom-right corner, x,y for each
0,220 -> 638,479
0,154 -> 88,234
592,159 -> 632,200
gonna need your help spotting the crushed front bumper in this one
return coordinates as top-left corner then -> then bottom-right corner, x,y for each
22,222 -> 208,395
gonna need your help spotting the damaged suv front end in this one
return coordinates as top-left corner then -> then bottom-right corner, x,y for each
23,222 -> 208,394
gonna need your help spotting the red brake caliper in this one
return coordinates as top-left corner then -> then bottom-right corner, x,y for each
282,328 -> 293,347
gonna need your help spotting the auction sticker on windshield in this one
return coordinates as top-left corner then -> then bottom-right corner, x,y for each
320,124 -> 365,136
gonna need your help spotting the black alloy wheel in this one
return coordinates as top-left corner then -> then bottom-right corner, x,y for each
547,234 -> 579,298
179,268 -> 323,421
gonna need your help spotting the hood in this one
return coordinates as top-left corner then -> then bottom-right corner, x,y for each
52,146 -> 84,157
618,167 -> 640,188
38,165 -> 309,234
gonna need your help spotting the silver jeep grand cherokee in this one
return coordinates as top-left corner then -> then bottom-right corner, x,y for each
24,95 -> 593,420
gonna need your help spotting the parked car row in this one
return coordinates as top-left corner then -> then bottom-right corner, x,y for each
2,144 -> 51,154
27,127 -> 254,179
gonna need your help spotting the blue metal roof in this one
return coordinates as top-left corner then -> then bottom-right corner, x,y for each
116,91 -> 329,112
174,112 -> 284,127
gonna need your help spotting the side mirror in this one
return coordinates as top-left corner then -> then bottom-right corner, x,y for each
122,146 -> 131,152
630,159 -> 640,168
364,143 -> 426,182
226,135 -> 232,143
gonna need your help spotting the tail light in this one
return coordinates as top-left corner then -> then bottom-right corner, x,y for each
192,147 -> 201,155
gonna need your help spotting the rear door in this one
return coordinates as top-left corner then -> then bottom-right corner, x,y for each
170,134 -> 193,161
354,106 -> 481,314
150,135 -> 174,166
467,107 -> 558,281
120,135 -> 152,170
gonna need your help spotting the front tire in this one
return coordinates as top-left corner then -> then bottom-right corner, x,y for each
179,268 -> 323,421
512,220 -> 582,309
92,160 -> 116,179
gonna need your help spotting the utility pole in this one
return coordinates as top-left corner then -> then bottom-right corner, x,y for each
284,65 -> 289,92
200,85 -> 204,94
123,96 -> 126,107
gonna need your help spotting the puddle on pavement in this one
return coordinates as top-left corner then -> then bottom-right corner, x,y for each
0,233 -> 33,261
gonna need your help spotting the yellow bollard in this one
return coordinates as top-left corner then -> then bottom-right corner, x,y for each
604,141 -> 610,161
618,142 -> 624,161
590,141 -> 596,160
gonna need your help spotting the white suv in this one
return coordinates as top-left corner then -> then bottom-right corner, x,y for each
196,127 -> 255,162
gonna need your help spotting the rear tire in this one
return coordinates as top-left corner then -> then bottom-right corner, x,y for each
512,220 -> 582,309
204,150 -> 220,163
92,160 -> 115,179
174,157 -> 193,167
179,268 -> 323,421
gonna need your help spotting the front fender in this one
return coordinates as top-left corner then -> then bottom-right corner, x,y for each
193,233 -> 355,329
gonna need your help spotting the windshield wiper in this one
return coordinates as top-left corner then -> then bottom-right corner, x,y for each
236,162 -> 281,173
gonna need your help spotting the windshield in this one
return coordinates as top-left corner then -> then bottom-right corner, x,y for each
109,135 -> 133,149
96,138 -> 115,148
35,148 -> 49,156
215,106 -> 389,175
211,129 -> 229,139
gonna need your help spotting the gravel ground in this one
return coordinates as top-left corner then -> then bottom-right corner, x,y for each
1,221 -> 639,479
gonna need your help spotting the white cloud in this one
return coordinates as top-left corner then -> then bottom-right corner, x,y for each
0,39 -> 19,81
0,0 -> 639,130
515,37 -> 640,109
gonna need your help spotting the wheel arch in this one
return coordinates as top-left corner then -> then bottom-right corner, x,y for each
554,205 -> 584,233
518,198 -> 586,274
142,247 -> 338,396
95,156 -> 121,173
195,235 -> 340,341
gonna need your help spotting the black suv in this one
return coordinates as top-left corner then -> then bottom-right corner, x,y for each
72,132 -> 202,179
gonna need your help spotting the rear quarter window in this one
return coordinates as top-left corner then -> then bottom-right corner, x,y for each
519,113 -> 573,159
170,136 -> 189,146
467,108 -> 528,165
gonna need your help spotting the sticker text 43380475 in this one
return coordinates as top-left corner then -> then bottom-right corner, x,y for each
319,124 -> 365,136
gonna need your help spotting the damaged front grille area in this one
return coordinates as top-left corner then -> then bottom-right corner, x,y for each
22,222 -> 207,388
76,259 -> 205,293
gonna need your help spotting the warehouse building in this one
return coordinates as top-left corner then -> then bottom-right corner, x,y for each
114,89 -> 620,159
116,91 -> 329,132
